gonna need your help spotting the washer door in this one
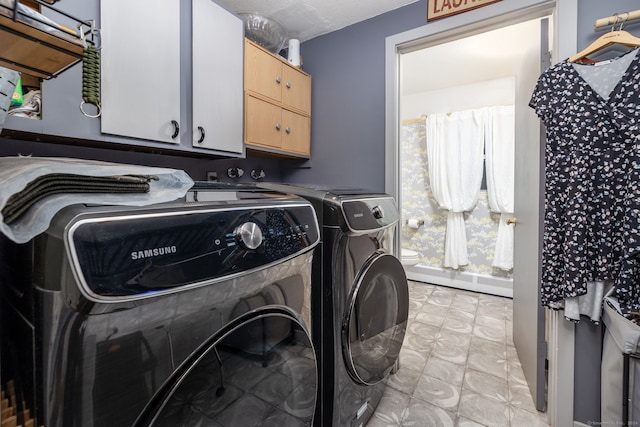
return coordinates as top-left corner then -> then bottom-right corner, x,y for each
136,308 -> 317,426
342,251 -> 409,386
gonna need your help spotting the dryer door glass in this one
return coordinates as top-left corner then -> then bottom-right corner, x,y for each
139,309 -> 317,426
342,251 -> 409,385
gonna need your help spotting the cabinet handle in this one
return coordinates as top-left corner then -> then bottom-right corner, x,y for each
197,126 -> 205,143
286,82 -> 291,89
275,123 -> 281,130
275,76 -> 282,84
171,120 -> 180,139
285,127 -> 291,134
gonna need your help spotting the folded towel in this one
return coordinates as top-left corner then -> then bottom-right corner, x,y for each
0,157 -> 194,243
2,173 -> 158,224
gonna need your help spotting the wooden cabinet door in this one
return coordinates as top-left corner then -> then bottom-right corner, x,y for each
281,109 -> 310,155
282,67 -> 311,114
245,41 -> 282,103
243,39 -> 311,158
245,96 -> 282,149
192,0 -> 243,154
101,0 -> 181,144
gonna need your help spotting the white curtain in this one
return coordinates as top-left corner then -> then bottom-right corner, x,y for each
426,109 -> 485,269
485,105 -> 515,270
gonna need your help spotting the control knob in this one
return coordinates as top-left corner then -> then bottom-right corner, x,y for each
371,205 -> 385,219
235,222 -> 263,250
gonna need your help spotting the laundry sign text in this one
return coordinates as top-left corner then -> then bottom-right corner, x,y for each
427,0 -> 502,21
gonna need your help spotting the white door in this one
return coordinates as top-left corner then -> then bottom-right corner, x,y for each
512,18 -> 550,411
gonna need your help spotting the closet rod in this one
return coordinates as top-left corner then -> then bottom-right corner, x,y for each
594,10 -> 640,30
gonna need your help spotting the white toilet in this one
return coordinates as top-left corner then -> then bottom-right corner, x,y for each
401,249 -> 420,268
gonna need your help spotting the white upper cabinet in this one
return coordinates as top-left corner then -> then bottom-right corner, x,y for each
100,0 -> 243,154
192,0 -> 243,153
101,0 -> 182,144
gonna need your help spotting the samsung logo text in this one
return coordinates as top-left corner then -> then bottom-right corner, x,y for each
131,246 -> 177,260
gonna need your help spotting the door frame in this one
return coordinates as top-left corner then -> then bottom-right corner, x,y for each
384,0 -> 577,418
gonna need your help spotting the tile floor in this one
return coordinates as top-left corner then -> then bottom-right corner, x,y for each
368,281 -> 550,427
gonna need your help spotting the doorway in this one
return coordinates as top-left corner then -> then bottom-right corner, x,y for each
383,1 -> 580,412
397,15 -> 550,412
398,19 -> 542,298
400,16 -> 549,412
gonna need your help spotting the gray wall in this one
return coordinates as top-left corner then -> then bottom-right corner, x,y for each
281,2 -> 428,191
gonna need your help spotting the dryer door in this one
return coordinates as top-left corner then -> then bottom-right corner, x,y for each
136,308 -> 317,426
342,251 -> 409,386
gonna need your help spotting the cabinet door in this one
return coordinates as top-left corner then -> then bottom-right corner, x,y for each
282,67 -> 311,114
281,109 -> 310,155
101,0 -> 181,144
192,0 -> 243,154
245,41 -> 282,103
245,96 -> 282,149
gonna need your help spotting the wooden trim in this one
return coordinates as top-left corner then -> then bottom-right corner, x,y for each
246,146 -> 310,159
402,117 -> 425,125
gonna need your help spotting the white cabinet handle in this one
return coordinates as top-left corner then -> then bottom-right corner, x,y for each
285,127 -> 291,134
275,76 -> 281,83
275,123 -> 281,130
286,82 -> 291,88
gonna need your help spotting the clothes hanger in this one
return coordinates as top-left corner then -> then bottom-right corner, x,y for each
569,13 -> 640,62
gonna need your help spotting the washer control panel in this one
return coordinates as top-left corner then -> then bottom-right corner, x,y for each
68,203 -> 319,298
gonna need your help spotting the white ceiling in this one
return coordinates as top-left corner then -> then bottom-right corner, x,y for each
401,18 -> 543,95
215,0 -> 420,42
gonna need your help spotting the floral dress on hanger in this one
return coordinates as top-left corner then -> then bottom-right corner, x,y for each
529,48 -> 640,320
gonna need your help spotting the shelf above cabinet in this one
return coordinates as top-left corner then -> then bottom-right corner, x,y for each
0,0 -> 93,79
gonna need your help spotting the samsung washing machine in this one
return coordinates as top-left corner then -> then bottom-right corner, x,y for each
257,184 -> 409,427
0,184 -> 320,427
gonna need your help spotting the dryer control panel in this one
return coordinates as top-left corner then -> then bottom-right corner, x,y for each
65,203 -> 319,300
341,197 -> 399,232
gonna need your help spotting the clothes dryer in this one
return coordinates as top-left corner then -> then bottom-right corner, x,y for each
257,184 -> 409,427
0,185 -> 320,427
